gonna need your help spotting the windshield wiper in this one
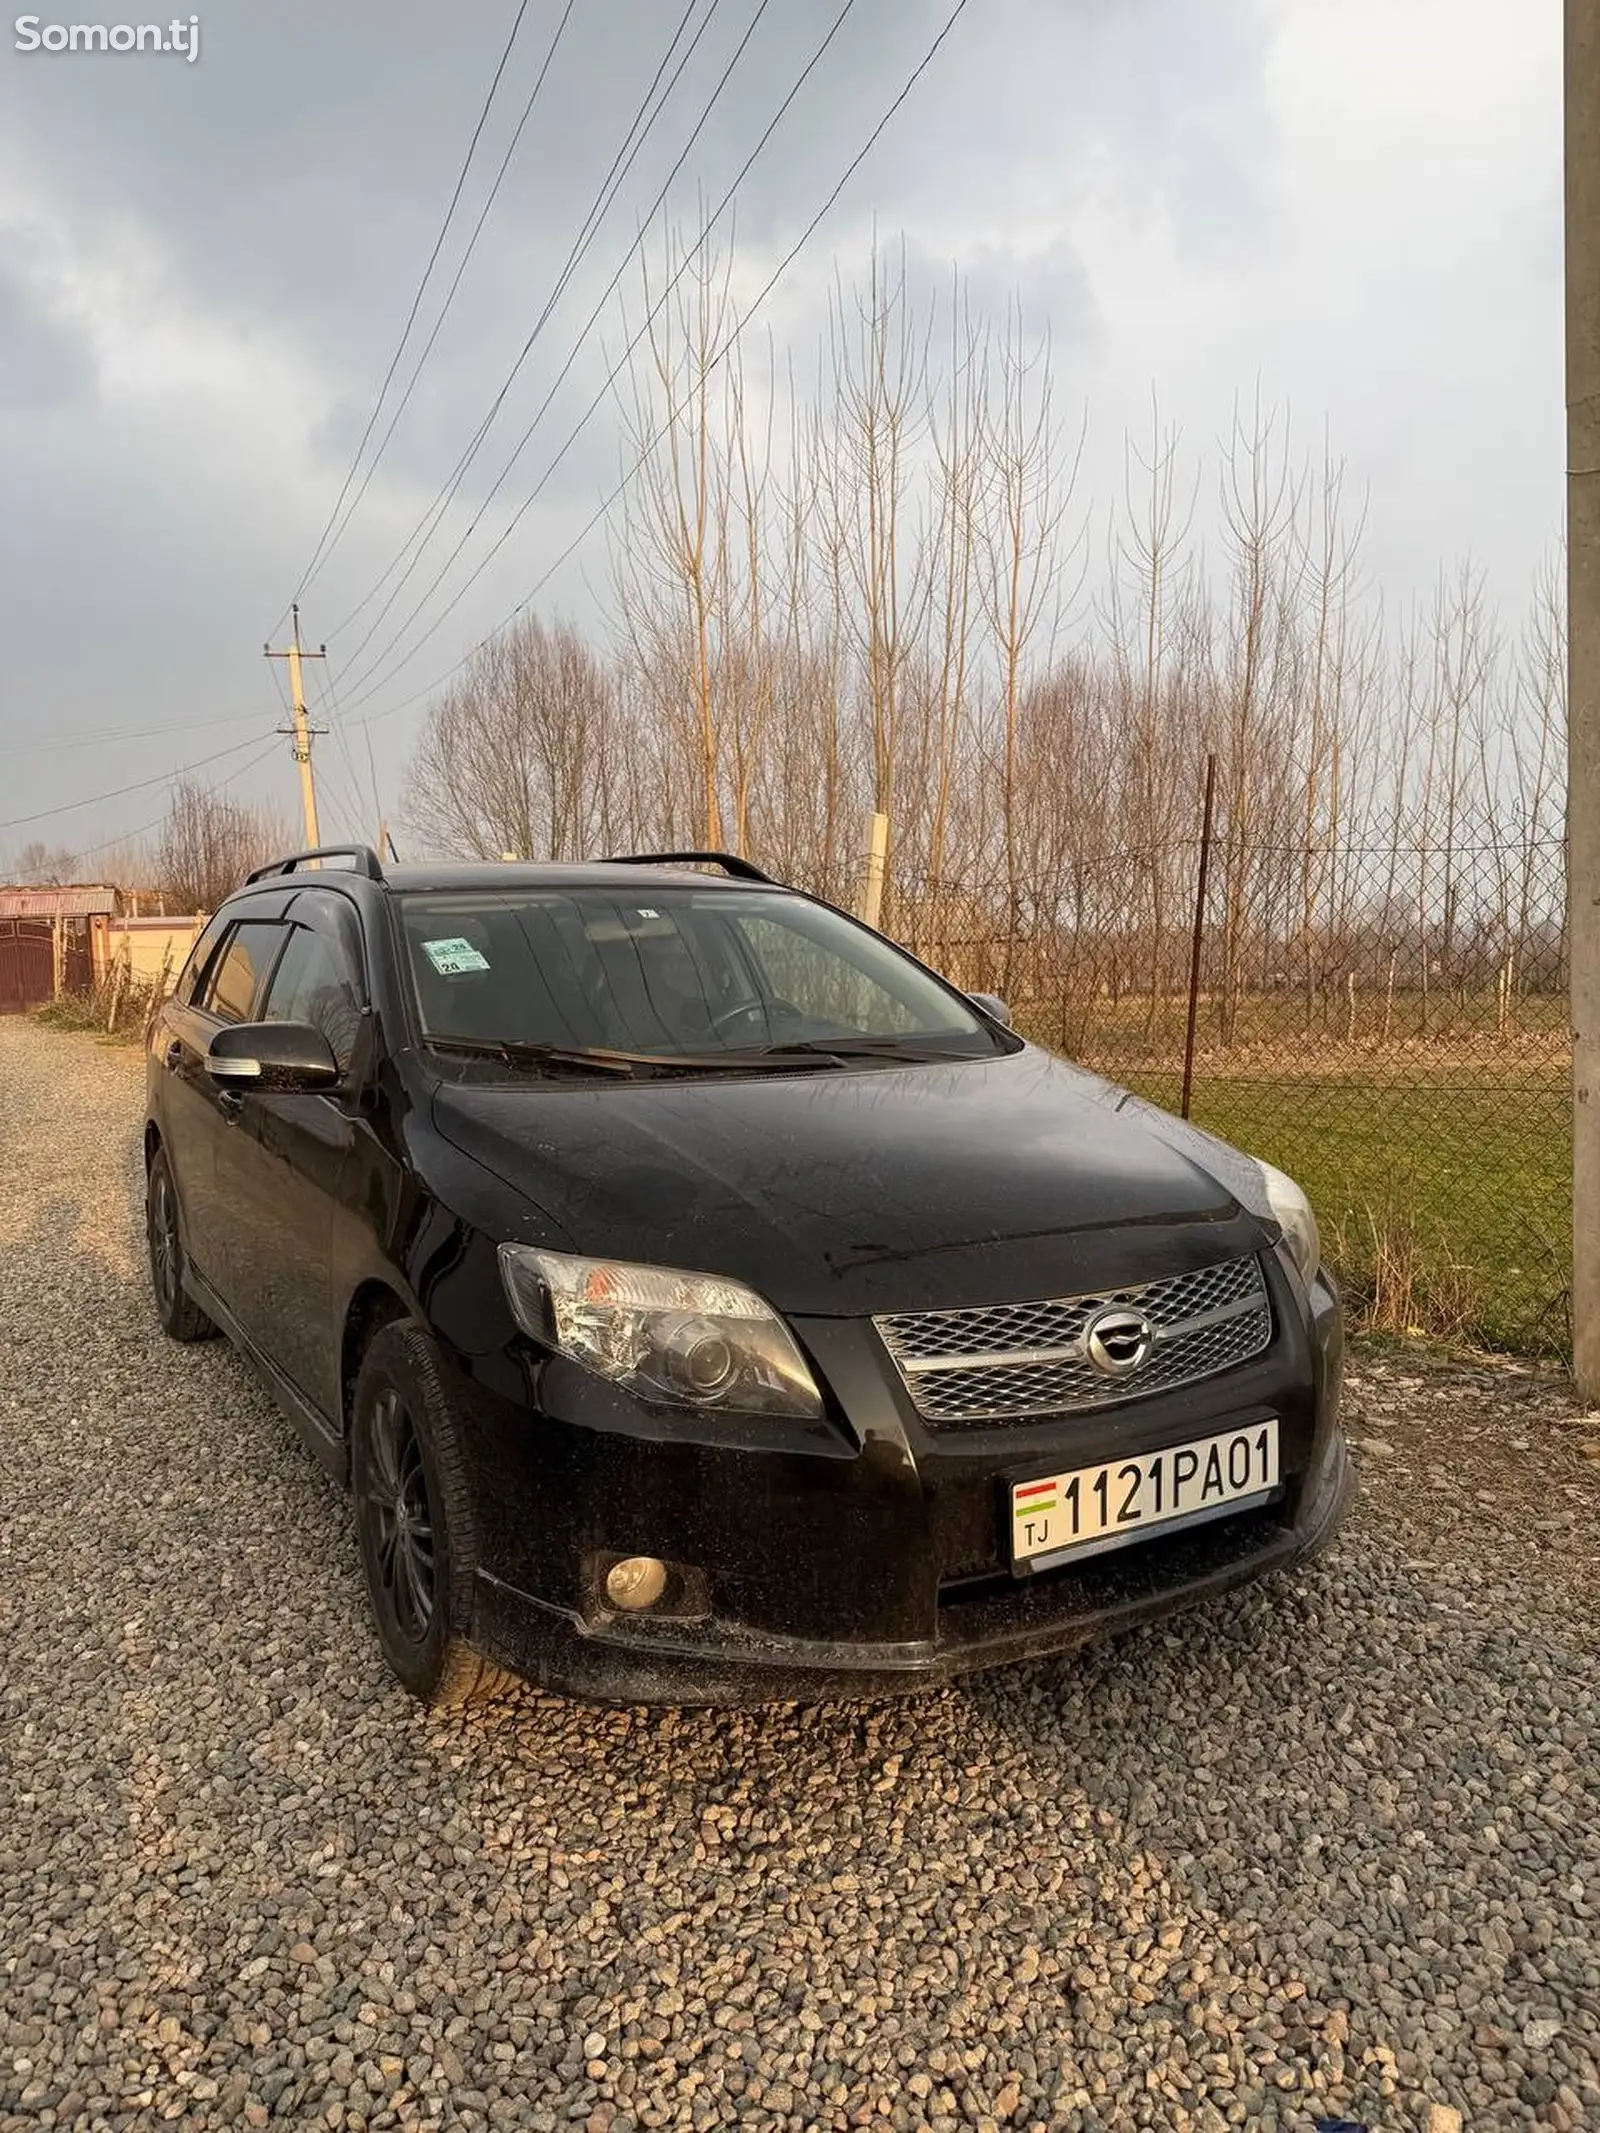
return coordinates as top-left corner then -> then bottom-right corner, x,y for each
425,1036 -> 829,1078
748,1036 -> 970,1064
427,1037 -> 641,1076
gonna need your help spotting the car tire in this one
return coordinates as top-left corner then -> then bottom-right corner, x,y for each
146,1146 -> 218,1343
350,1322 -> 513,1707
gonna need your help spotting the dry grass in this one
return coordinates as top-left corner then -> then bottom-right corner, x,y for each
33,955 -> 172,1046
1329,1202 -> 1485,1346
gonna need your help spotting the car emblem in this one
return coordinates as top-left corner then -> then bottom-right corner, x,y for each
1083,1305 -> 1155,1377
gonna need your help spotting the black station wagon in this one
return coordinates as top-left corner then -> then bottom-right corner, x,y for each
144,845 -> 1350,1706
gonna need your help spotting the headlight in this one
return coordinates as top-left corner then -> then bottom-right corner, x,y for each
1259,1162 -> 1320,1285
497,1245 -> 823,1419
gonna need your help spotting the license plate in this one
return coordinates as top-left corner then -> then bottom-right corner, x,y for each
1010,1419 -> 1280,1567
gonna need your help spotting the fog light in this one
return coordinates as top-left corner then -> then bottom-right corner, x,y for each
604,1556 -> 669,1611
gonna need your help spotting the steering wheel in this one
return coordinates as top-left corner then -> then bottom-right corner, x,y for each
707,1000 -> 774,1041
707,998 -> 806,1042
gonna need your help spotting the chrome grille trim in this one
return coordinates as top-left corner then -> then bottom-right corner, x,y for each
875,1255 -> 1272,1425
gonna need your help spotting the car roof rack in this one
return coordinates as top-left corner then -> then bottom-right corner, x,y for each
602,850 -> 777,884
245,844 -> 385,884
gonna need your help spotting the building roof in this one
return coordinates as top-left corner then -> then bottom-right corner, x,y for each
0,884 -> 118,919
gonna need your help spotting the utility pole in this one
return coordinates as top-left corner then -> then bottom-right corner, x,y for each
1569,1 -> 1600,1394
264,604 -> 327,850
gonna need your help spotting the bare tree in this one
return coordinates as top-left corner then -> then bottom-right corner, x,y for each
392,223 -> 1570,1077
155,780 -> 287,912
921,270 -> 988,899
1102,393 -> 1198,1024
614,216 -> 738,849
1292,434 -> 1366,1027
8,840 -> 81,884
817,241 -> 930,912
976,304 -> 1078,987
1214,394 -> 1302,1043
403,617 -> 615,860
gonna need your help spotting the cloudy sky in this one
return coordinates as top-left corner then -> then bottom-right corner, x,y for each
0,0 -> 1562,865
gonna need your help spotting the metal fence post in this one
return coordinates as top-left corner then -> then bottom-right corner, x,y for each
1180,755 -> 1217,1121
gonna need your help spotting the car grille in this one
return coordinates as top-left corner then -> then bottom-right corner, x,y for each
875,1255 -> 1272,1426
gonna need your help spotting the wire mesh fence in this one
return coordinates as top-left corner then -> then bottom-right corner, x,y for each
892,820 -> 1570,1357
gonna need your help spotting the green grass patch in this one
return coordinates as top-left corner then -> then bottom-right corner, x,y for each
1111,1065 -> 1570,1355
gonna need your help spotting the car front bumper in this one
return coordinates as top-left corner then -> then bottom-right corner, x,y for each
453,1256 -> 1350,1707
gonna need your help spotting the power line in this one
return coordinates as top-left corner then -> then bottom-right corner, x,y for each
313,751 -> 366,842
311,666 -> 375,840
332,0 -> 855,706
338,670 -> 389,842
326,0 -> 762,678
0,728 -> 281,833
282,0 -> 536,621
296,0 -> 580,608
297,0 -> 724,847
331,0 -> 789,693
358,710 -> 385,839
337,0 -> 971,726
324,0 -> 715,646
311,663 -> 385,837
65,736 -> 288,865
0,708 -> 268,758
264,650 -> 295,723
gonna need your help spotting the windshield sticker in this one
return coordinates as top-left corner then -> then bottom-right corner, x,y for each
636,907 -> 659,919
421,937 -> 490,976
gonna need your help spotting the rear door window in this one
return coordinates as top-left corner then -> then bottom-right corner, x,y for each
173,915 -> 229,1007
196,921 -> 285,1025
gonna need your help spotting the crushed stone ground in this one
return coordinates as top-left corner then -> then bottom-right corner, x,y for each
1,1018 -> 1596,2133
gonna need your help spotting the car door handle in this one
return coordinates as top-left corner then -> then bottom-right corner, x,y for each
217,1089 -> 244,1121
165,1040 -> 183,1068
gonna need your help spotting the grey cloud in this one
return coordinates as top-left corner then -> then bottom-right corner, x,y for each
0,229 -> 97,411
3,0 -> 1260,487
0,0 -> 1559,858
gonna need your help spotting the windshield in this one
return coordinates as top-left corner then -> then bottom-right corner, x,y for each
398,886 -> 1011,1067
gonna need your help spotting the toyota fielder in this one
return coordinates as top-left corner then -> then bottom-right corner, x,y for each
143,846 -> 1351,1706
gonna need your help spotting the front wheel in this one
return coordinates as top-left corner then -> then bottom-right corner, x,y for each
350,1323 -> 511,1707
146,1146 -> 216,1342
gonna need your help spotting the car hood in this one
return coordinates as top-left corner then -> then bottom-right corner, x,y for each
427,1047 -> 1277,1317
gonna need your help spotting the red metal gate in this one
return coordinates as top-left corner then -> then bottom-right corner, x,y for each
0,919 -> 54,1013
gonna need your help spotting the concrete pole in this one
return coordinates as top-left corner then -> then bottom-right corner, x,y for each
265,603 -> 326,853
1569,0 -> 1600,1394
285,631 -> 320,852
858,811 -> 890,930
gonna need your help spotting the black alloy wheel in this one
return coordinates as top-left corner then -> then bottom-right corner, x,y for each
350,1323 -> 511,1706
361,1386 -> 437,1644
146,1147 -> 216,1342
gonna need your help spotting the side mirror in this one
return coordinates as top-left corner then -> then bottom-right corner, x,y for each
968,992 -> 1013,1028
207,1021 -> 339,1093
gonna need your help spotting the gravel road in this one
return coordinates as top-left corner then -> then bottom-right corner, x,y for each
2,1017 -> 1597,2133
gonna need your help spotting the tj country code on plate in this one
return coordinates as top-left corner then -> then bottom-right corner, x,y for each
1011,1418 -> 1280,1568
